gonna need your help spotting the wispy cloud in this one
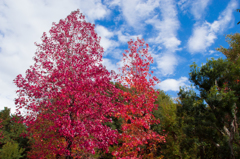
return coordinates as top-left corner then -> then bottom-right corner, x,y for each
147,0 -> 180,50
146,0 -> 180,76
105,0 -> 160,29
190,0 -> 211,20
116,30 -> 142,43
209,49 -> 216,55
146,14 -> 181,50
159,77 -> 189,91
178,0 -> 211,20
104,0 -> 121,8
177,0 -> 190,12
187,0 -> 238,54
121,0 -> 160,28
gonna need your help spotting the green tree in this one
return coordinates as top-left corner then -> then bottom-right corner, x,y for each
0,107 -> 30,159
177,87 -> 230,159
97,82 -> 132,159
152,90 -> 199,159
216,33 -> 240,62
0,141 -> 25,159
151,90 -> 180,158
177,33 -> 240,158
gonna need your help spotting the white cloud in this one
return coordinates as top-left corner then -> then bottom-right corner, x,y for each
209,50 -> 216,55
95,25 -> 114,38
81,0 -> 110,22
95,25 -> 119,53
160,77 -> 189,91
107,0 -> 160,29
187,0 -> 238,54
0,73 -> 17,114
104,0 -> 121,7
145,0 -> 180,76
116,30 -> 142,43
147,0 -> 180,50
0,0 -> 110,114
191,0 -> 211,20
146,15 -> 181,50
210,0 -> 238,32
156,53 -> 178,76
102,58 -> 119,74
178,0 -> 211,19
177,0 -> 190,12
122,0 -> 160,28
110,49 -> 125,60
188,23 -> 217,53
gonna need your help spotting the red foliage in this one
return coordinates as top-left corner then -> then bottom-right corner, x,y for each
14,10 -> 121,158
113,38 -> 166,158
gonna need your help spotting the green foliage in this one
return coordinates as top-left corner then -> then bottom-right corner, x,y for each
173,33 -> 240,159
104,82 -> 125,133
176,33 -> 240,158
0,141 -> 24,159
94,82 -> 126,159
152,90 -> 178,156
152,90 -> 194,158
104,116 -> 123,133
177,87 -> 230,158
0,107 -> 30,159
216,33 -> 240,62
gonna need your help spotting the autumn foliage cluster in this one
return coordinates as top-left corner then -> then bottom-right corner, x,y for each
13,10 -> 165,158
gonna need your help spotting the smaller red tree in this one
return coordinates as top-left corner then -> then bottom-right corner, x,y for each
113,38 -> 166,158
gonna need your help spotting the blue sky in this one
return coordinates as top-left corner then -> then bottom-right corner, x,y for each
0,0 -> 239,114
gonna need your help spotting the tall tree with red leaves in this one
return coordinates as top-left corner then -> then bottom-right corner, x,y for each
14,10 -> 121,158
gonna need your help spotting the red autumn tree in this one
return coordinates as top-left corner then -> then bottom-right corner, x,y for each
14,10 -> 121,158
113,38 -> 166,158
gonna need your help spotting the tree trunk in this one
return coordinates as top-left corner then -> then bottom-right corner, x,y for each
229,121 -> 235,159
228,104 -> 238,159
199,137 -> 204,159
66,136 -> 73,159
66,106 -> 74,159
